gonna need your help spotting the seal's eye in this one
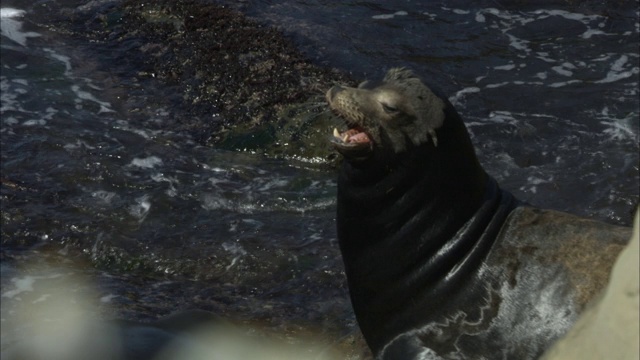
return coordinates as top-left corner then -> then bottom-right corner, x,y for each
381,102 -> 398,114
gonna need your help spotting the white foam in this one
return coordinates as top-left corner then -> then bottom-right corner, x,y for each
372,11 -> 408,20
372,14 -> 394,20
207,176 -> 230,187
129,195 -> 151,222
151,281 -> 174,289
470,5 -> 618,80
535,72 -> 548,80
0,7 -> 41,46
595,54 -> 639,84
485,82 -> 510,89
64,140 -> 96,150
2,273 -> 64,299
151,173 -> 179,197
206,165 -> 227,173
536,53 -> 557,63
91,190 -> 116,204
44,48 -> 73,76
538,9 -> 602,22
39,49 -> 117,115
112,120 -> 155,139
506,34 -> 530,53
494,64 -> 516,71
0,8 -> 25,18
130,156 -> 163,168
4,116 -> 19,125
448,86 -> 480,105
487,111 -> 518,125
593,54 -> 613,62
1,75 -> 26,114
200,193 -> 262,214
601,119 -> 636,141
582,29 -> 609,39
99,294 -> 118,303
222,241 -> 247,256
548,80 -> 582,88
551,65 -> 573,77
521,176 -> 553,194
70,85 -> 114,113
596,107 -> 638,142
23,119 -> 46,126
2,276 -> 36,298
222,241 -> 248,271
610,55 -> 629,72
255,178 -> 289,191
422,12 -> 437,21
201,194 -> 233,211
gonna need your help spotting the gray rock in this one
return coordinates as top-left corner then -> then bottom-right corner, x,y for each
542,209 -> 639,360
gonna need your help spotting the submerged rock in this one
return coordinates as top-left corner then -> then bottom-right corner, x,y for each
29,0 -> 352,164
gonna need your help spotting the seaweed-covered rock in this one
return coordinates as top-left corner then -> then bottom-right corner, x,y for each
30,0 -> 352,164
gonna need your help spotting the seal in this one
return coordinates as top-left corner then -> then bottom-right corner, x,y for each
326,68 -> 632,360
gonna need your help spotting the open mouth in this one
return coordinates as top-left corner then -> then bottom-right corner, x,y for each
332,127 -> 371,145
330,125 -> 373,159
326,85 -> 374,159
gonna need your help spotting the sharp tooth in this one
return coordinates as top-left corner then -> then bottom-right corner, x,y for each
342,133 -> 350,143
333,128 -> 341,139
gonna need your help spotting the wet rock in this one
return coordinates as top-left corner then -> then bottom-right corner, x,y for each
541,209 -> 639,360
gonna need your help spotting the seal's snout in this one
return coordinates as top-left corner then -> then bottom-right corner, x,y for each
326,85 -> 344,103
326,83 -> 373,161
326,68 -> 446,154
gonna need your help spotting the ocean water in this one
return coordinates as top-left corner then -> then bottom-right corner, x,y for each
1,1 -> 638,358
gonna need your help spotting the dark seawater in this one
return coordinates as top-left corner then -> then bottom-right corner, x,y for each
1,1 -> 638,358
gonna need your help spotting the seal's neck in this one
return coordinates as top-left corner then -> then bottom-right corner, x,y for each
336,106 -> 518,354
338,103 -> 488,243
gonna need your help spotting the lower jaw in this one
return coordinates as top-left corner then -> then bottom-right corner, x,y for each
332,142 -> 373,161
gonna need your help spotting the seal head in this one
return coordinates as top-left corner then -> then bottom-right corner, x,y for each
326,68 -> 445,158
